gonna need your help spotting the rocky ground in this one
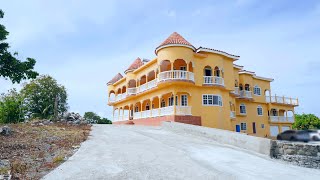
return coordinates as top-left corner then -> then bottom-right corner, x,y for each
0,122 -> 91,179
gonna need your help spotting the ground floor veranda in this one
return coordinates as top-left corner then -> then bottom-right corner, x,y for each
112,91 -> 201,126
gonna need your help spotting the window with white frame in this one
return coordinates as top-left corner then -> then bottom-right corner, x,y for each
254,85 -> 261,95
257,105 -> 263,116
181,95 -> 188,106
240,104 -> 246,114
161,99 -> 166,107
202,94 -> 222,106
169,96 -> 174,106
241,123 -> 247,130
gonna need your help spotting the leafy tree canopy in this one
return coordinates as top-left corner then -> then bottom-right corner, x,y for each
0,88 -> 25,123
0,9 -> 38,83
21,75 -> 68,119
292,113 -> 320,130
84,112 -> 112,124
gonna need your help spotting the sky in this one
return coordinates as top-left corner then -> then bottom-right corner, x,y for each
1,0 -> 320,118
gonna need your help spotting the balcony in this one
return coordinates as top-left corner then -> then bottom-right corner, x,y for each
137,79 -> 157,93
230,111 -> 236,119
158,70 -> 194,83
132,106 -> 192,120
203,76 -> 224,86
231,87 -> 240,95
239,90 -> 252,99
269,116 -> 294,123
266,96 -> 298,106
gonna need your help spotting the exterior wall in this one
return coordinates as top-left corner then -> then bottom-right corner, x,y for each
108,44 -> 298,139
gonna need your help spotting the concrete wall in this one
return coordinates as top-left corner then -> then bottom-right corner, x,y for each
270,141 -> 320,169
162,121 -> 271,155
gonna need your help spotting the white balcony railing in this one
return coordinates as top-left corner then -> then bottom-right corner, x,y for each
138,83 -> 148,93
152,109 -> 159,117
158,70 -> 194,82
231,87 -> 239,95
109,96 -> 116,103
176,106 -> 192,115
203,76 -> 224,86
133,112 -> 141,120
128,88 -> 137,95
269,116 -> 295,123
160,106 -> 174,116
230,111 -> 236,119
240,90 -> 252,98
266,96 -> 298,106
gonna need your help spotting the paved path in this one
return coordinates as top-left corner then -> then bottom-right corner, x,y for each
44,125 -> 320,180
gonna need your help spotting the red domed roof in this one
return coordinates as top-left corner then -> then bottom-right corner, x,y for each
107,73 -> 123,85
125,57 -> 144,73
155,32 -> 195,54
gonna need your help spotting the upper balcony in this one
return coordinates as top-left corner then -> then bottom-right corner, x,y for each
203,66 -> 224,86
266,95 -> 298,106
158,70 -> 194,83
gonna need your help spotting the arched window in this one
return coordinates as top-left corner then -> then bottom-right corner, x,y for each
240,104 -> 246,114
254,85 -> 261,95
257,105 -> 263,116
214,66 -> 220,77
135,106 -> 139,112
204,66 -> 212,76
245,84 -> 250,91
239,83 -> 243,91
161,99 -> 166,107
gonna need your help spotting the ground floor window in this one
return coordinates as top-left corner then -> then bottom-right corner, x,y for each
161,99 -> 166,107
257,105 -> 263,116
261,124 -> 265,128
240,123 -> 247,130
135,106 -> 139,112
202,94 -> 222,106
181,95 -> 188,106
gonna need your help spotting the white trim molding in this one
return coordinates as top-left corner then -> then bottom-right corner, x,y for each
155,44 -> 196,54
196,47 -> 240,60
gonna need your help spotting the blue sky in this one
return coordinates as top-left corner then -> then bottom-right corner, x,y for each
1,0 -> 320,118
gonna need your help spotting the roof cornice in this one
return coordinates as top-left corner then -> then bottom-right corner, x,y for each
196,47 -> 240,60
155,44 -> 196,54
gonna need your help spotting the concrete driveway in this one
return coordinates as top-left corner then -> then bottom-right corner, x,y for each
44,125 -> 320,180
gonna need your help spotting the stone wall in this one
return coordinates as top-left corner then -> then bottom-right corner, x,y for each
270,141 -> 320,169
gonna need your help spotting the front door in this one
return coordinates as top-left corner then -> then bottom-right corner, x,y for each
253,122 -> 256,134
236,125 -> 240,132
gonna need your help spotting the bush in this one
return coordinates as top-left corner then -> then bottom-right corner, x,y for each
0,89 -> 25,124
292,113 -> 320,130
97,118 -> 112,124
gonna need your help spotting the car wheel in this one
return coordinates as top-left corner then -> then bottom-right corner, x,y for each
312,136 -> 320,141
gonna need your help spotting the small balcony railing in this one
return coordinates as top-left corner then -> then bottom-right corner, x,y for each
128,88 -> 137,95
266,96 -> 298,106
269,116 -> 294,123
230,111 -> 236,119
158,70 -> 194,82
239,90 -> 252,98
176,106 -> 192,115
203,76 -> 224,86
231,87 -> 239,95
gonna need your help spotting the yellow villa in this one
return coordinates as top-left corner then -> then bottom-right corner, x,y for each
107,32 -> 298,138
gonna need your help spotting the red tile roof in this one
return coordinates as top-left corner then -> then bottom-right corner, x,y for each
125,57 -> 144,73
155,32 -> 195,54
107,73 -> 123,85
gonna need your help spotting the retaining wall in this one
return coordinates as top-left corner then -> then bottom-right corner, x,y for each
270,141 -> 320,169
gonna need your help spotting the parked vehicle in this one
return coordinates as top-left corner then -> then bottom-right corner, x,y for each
308,130 -> 320,141
276,130 -> 311,142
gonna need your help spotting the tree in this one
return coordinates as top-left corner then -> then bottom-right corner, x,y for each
0,9 -> 38,83
0,89 -> 25,123
21,75 -> 68,119
84,112 -> 100,121
292,113 -> 320,130
97,118 -> 112,124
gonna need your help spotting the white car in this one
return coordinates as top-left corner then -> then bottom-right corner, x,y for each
309,130 -> 320,141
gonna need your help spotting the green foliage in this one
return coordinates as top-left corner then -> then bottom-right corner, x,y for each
0,9 -> 38,83
292,113 -> 320,130
97,118 -> 112,124
21,75 -> 68,119
0,89 -> 25,123
84,111 -> 112,124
